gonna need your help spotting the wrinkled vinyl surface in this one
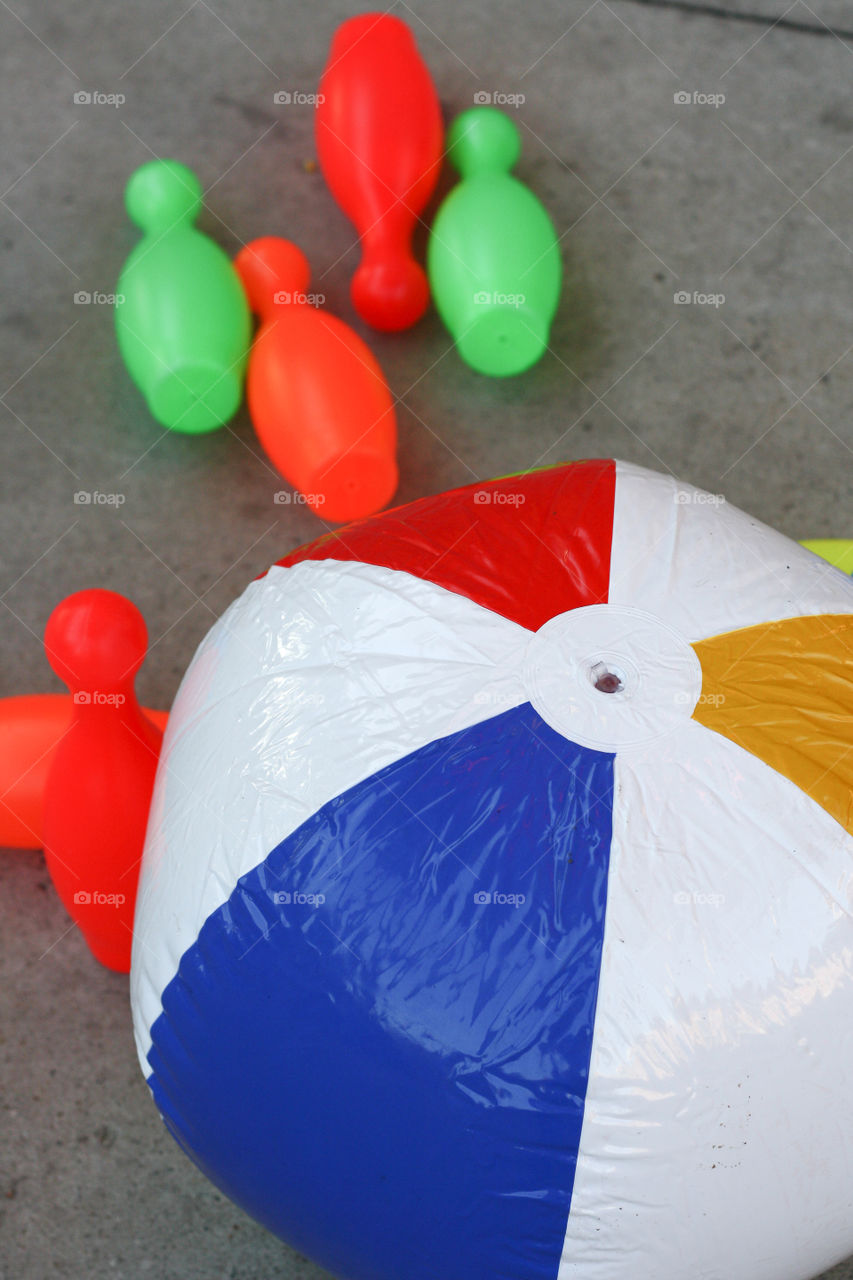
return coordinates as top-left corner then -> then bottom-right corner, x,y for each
131,459 -> 853,1280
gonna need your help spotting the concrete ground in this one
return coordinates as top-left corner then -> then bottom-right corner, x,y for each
1,1 -> 852,1277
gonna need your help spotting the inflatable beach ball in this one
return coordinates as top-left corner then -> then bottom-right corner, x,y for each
130,459 -> 853,1280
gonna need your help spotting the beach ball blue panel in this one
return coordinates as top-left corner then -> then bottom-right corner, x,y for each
145,704 -> 615,1280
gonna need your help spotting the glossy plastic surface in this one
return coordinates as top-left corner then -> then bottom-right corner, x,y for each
0,694 -> 167,849
316,13 -> 443,331
235,236 -> 398,523
42,591 -> 163,971
132,460 -> 853,1280
115,160 -> 250,432
427,108 -> 562,376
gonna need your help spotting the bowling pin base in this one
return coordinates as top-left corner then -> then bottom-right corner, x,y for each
456,308 -> 549,378
148,364 -> 243,433
306,452 -> 399,524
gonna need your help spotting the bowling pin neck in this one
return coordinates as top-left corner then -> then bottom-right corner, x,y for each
234,237 -> 313,320
125,159 -> 203,234
447,107 -> 521,178
352,241 -> 430,333
65,684 -> 144,725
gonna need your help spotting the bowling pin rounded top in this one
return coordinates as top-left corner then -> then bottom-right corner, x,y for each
116,159 -> 250,434
235,237 -> 312,321
447,107 -> 521,177
427,106 -> 562,378
316,13 -> 443,332
125,159 -> 202,233
44,589 -> 148,694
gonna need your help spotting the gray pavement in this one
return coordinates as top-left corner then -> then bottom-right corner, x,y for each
1,1 -> 851,1277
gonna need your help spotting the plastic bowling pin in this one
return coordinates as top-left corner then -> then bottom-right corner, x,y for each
0,694 -> 167,850
235,237 -> 398,524
427,108 -> 562,377
115,159 -> 250,433
41,591 -> 164,972
316,14 -> 443,332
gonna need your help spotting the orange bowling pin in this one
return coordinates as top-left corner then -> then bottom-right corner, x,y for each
235,236 -> 398,524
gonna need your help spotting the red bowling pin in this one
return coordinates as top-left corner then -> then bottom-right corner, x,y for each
41,590 -> 163,972
316,13 -> 443,331
235,236 -> 398,523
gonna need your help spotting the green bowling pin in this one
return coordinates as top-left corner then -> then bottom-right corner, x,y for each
115,160 -> 250,433
427,108 -> 561,377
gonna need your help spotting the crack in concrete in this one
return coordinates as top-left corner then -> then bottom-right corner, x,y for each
619,0 -> 853,41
